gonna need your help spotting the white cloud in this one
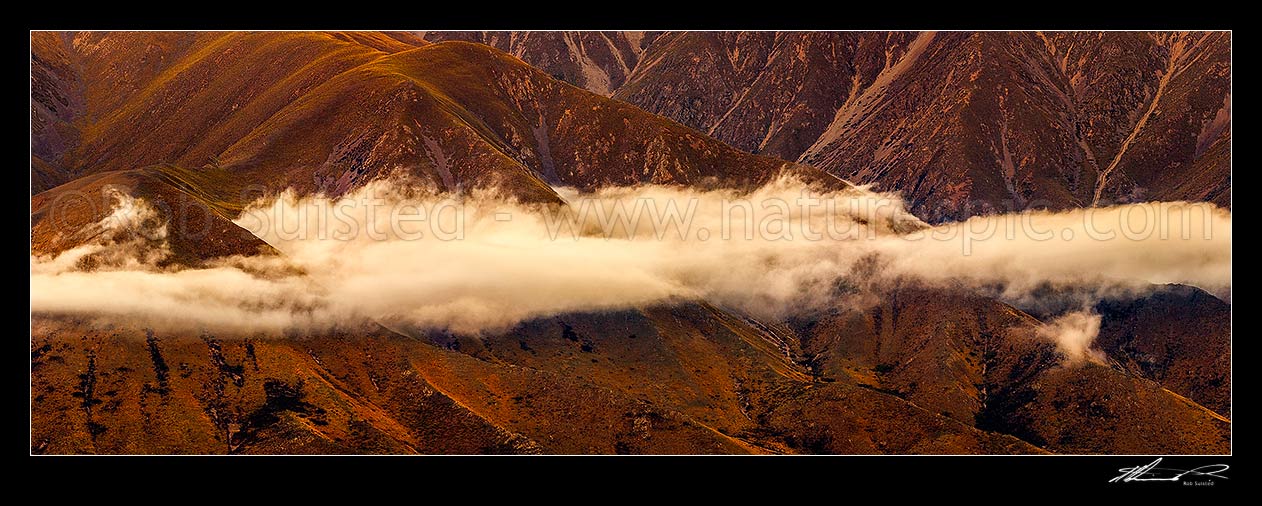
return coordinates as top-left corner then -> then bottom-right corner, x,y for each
30,177 -> 1232,335
1038,311 -> 1106,364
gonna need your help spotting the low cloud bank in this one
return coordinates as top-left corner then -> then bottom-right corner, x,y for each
31,177 -> 1231,336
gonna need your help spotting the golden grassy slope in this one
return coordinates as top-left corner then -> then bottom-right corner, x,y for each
37,33 -> 833,203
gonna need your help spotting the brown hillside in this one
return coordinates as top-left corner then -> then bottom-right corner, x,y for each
31,165 -> 274,265
609,31 -> 1230,221
31,302 -> 1042,454
1093,285 -> 1231,417
792,286 -> 1229,454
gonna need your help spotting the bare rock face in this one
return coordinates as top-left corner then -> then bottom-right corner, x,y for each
422,31 -> 662,96
611,31 -> 1230,221
614,32 -> 920,161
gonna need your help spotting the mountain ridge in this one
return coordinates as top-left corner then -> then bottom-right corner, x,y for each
29,31 -> 1231,455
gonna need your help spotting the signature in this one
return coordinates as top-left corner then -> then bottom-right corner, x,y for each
1110,458 -> 1229,483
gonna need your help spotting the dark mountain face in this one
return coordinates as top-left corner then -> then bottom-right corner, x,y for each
789,286 -> 1229,454
1093,285 -> 1231,417
421,31 -> 662,96
606,31 -> 1231,221
615,32 -> 921,162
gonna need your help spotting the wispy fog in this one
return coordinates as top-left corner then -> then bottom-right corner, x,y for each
31,177 -> 1231,336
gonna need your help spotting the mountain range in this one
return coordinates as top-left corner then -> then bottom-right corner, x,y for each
432,31 -> 1231,221
30,31 -> 1230,454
